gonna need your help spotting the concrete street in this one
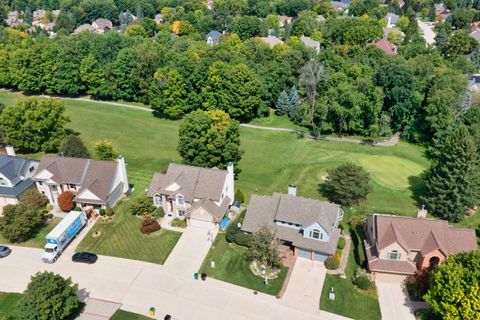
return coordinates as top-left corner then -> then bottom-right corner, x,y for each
0,245 -> 349,320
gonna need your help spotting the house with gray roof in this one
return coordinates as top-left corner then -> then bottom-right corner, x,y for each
147,163 -> 234,230
385,13 -> 399,27
300,35 -> 320,54
259,35 -> 284,48
364,214 -> 477,277
74,24 -> 96,34
92,18 -> 113,34
205,30 -> 222,45
0,149 -> 39,214
241,186 -> 344,262
32,156 -> 129,212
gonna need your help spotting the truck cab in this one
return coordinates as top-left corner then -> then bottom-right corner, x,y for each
42,243 -> 60,263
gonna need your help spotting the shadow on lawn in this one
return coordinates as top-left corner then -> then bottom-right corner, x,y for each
408,175 -> 427,208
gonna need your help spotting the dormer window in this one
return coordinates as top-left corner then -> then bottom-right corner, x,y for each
29,166 -> 34,172
311,229 -> 320,239
387,250 -> 401,260
0,177 -> 6,186
177,195 -> 185,206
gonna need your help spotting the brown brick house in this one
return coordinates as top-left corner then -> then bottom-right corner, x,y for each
364,214 -> 477,276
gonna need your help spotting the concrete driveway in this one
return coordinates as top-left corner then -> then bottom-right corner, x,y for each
417,19 -> 436,45
162,226 -> 216,277
282,259 -> 326,313
376,276 -> 415,320
0,246 -> 349,320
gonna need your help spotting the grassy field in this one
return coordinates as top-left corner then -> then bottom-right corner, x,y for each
0,292 -> 22,319
0,89 -> 429,217
111,309 -> 153,320
76,195 -> 181,264
0,218 -> 61,248
248,109 -> 307,131
199,235 -> 288,296
320,226 -> 381,320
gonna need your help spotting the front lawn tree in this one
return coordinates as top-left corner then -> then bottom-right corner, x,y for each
425,251 -> 480,320
421,124 -> 480,222
94,140 -> 119,160
59,135 -> 90,158
321,162 -> 372,207
248,226 -> 281,268
19,271 -> 81,320
0,203 -> 45,242
178,109 -> 242,174
0,98 -> 69,152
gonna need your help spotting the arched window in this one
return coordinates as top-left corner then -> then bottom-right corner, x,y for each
177,195 -> 185,206
387,250 -> 401,260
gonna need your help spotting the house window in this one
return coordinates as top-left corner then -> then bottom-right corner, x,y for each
177,196 -> 185,206
51,185 -> 57,191
178,210 -> 186,217
0,177 -> 6,186
69,184 -> 76,189
29,166 -> 34,172
38,181 -> 43,186
154,195 -> 162,206
311,229 -> 320,239
387,250 -> 401,260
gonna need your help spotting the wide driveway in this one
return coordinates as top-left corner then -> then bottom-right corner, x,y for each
417,19 -> 436,45
282,259 -> 327,313
162,226 -> 216,276
376,276 -> 415,320
0,246 -> 349,320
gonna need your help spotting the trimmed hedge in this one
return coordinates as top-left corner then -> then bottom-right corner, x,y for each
325,255 -> 340,270
337,237 -> 346,249
234,232 -> 252,247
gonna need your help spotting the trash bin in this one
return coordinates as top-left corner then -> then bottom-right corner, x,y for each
201,273 -> 207,281
194,272 -> 199,280
149,307 -> 155,316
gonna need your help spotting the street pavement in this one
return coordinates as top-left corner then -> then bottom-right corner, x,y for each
0,245 -> 349,320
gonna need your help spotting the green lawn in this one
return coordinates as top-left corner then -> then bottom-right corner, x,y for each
0,292 -> 22,319
248,108 -> 307,131
199,235 -> 288,296
111,309 -> 153,320
76,194 -> 181,264
320,227 -> 381,320
0,218 -> 61,248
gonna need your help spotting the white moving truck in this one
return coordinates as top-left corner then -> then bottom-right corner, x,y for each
42,211 -> 86,263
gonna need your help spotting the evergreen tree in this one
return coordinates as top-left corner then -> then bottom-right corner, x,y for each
421,124 -> 480,222
288,85 -> 299,116
59,135 -> 90,158
275,90 -> 290,115
24,6 -> 32,25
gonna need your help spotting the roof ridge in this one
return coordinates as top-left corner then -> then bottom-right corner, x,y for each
79,159 -> 91,186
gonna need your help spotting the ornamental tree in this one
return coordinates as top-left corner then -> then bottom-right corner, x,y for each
425,251 -> 480,320
94,140 -> 118,160
275,90 -> 291,116
58,191 -> 75,213
321,162 -> 372,207
0,98 -> 69,152
19,271 -> 81,320
248,226 -> 281,268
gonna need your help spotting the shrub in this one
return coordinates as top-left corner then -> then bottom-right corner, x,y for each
99,209 -> 106,216
337,237 -> 346,249
130,195 -> 155,216
226,222 -> 240,242
353,268 -> 372,291
171,218 -> 187,228
20,189 -> 48,208
105,207 -> 115,217
349,216 -> 363,230
406,268 -> 432,300
234,232 -> 252,247
325,255 -> 340,270
235,189 -> 245,203
72,206 -> 82,212
153,207 -> 165,219
57,191 -> 75,212
141,217 -> 161,234
94,140 -> 118,160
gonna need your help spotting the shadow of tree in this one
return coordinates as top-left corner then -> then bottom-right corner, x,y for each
409,175 -> 427,208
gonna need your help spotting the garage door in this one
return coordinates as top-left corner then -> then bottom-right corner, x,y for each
314,252 -> 328,262
375,272 -> 408,283
297,248 -> 311,260
189,219 -> 216,230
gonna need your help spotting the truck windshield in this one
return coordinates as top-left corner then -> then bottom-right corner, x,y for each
45,248 -> 55,253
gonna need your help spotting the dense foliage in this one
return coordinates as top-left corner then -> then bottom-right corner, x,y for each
247,226 -> 281,268
19,271 -> 81,320
59,135 -> 90,158
94,139 -> 118,160
130,195 -> 156,216
425,250 -> 480,320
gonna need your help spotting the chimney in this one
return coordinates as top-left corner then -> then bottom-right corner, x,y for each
417,205 -> 427,218
5,145 -> 15,156
288,184 -> 297,197
117,155 -> 129,193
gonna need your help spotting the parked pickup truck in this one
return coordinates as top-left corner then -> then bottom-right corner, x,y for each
42,211 -> 86,263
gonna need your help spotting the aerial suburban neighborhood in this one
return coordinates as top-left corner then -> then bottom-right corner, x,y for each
0,0 -> 480,319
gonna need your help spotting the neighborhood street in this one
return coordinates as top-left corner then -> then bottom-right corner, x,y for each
0,243 -> 349,320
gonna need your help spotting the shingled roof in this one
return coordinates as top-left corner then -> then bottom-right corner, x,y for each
147,163 -> 228,203
0,155 -> 38,198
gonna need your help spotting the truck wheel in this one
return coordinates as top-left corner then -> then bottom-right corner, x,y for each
53,256 -> 57,263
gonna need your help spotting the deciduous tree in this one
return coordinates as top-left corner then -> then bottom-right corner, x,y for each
59,135 -> 90,158
94,140 -> 118,160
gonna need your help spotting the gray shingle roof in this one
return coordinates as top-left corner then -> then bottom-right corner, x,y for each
147,163 -> 227,203
186,196 -> 231,222
0,179 -> 35,197
205,30 -> 222,43
0,155 -> 38,198
241,193 -> 341,255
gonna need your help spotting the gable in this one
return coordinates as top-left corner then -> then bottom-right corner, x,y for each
189,207 -> 215,222
165,182 -> 180,192
34,169 -> 54,181
76,188 -> 101,201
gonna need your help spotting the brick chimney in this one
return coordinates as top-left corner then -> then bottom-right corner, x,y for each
5,145 -> 15,156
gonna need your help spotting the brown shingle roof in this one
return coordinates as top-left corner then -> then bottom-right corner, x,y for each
365,241 -> 417,274
368,38 -> 397,55
147,163 -> 227,203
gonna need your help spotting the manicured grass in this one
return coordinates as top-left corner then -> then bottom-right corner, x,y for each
248,108 -> 307,131
199,235 -> 288,296
76,193 -> 181,264
0,292 -> 22,319
320,227 -> 381,320
0,90 -> 429,217
111,309 -> 153,320
0,218 -> 61,248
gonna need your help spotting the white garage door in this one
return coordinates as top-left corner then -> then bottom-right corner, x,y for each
297,248 -> 311,260
314,252 -> 328,262
189,219 -> 216,230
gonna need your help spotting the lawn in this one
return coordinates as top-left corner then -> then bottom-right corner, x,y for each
199,235 -> 288,296
320,226 -> 382,320
111,309 -> 153,320
0,218 -> 61,248
248,108 -> 307,131
0,292 -> 22,319
76,193 -> 181,264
